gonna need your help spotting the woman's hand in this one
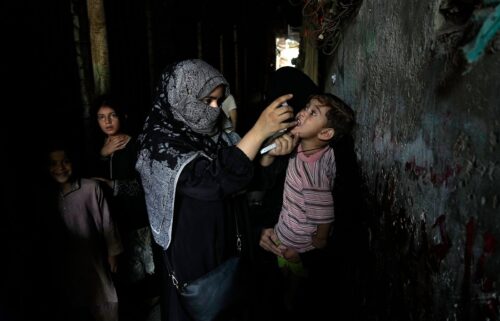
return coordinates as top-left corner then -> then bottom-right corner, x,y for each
260,133 -> 299,167
252,94 -> 296,141
267,133 -> 299,157
237,94 -> 295,160
259,228 -> 286,257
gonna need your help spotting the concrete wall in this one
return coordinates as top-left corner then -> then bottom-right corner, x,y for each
325,0 -> 500,320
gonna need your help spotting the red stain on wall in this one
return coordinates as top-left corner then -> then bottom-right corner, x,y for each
476,232 -> 498,319
404,160 -> 462,187
463,219 -> 498,319
476,232 -> 496,281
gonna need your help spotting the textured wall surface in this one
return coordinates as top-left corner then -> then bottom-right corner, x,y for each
326,0 -> 500,320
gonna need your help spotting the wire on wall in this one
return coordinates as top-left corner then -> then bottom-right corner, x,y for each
292,0 -> 362,55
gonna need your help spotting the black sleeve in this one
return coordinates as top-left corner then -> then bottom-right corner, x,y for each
177,146 -> 254,201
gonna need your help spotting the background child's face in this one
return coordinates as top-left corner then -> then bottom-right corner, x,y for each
290,98 -> 330,139
97,105 -> 121,136
49,150 -> 73,184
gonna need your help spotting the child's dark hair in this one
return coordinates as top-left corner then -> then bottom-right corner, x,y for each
310,93 -> 355,143
91,93 -> 128,124
90,93 -> 130,143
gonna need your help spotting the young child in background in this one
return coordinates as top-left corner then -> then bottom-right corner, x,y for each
259,93 -> 355,312
90,94 -> 158,321
46,143 -> 123,321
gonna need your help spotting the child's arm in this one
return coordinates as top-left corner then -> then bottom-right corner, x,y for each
100,134 -> 130,157
312,223 -> 331,249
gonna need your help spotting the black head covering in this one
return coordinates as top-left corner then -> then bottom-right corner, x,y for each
265,66 -> 320,114
256,67 -> 320,228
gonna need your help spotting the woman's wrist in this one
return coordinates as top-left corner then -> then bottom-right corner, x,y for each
248,126 -> 267,144
260,154 -> 275,167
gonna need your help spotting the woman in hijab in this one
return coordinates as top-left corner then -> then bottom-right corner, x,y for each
135,59 -> 294,321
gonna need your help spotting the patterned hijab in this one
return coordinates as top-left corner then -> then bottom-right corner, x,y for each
135,59 -> 239,249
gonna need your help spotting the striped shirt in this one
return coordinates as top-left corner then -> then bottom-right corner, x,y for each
274,145 -> 335,253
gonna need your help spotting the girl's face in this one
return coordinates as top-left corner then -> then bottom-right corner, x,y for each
290,98 -> 330,139
97,105 -> 121,136
49,150 -> 73,185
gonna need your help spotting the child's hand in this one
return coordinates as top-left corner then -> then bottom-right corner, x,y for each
101,134 -> 129,157
92,177 -> 113,189
259,228 -> 285,257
